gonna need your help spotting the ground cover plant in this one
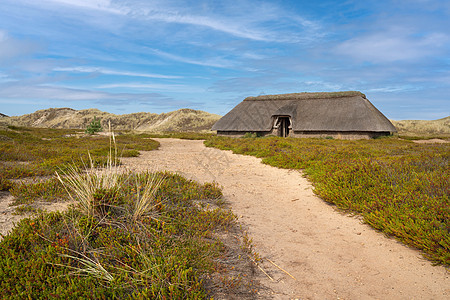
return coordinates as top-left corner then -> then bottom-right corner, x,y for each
0,170 -> 256,298
205,136 -> 450,266
0,126 -> 159,191
0,127 -> 257,298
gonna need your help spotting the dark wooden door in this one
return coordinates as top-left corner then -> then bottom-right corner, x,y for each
277,117 -> 290,137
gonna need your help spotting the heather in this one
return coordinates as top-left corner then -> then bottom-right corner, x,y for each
0,127 -> 256,298
0,126 -> 159,189
205,136 -> 449,265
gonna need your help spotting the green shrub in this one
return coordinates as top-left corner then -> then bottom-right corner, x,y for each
85,117 -> 103,135
0,174 -> 13,191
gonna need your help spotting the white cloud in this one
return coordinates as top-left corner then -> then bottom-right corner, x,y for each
39,0 -> 125,14
12,0 -> 321,43
138,11 -> 270,42
0,30 -> 40,61
336,30 -> 449,63
0,83 -> 182,107
366,86 -> 420,93
0,84 -> 105,101
98,82 -> 204,93
301,81 -> 343,91
54,66 -> 182,79
0,30 -> 7,41
148,48 -> 235,69
135,4 -> 322,43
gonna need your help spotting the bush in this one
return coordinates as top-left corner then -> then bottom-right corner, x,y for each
85,117 -> 103,135
0,174 -> 13,191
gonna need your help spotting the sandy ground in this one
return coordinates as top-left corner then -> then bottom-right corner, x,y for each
0,192 -> 24,237
412,138 -> 449,144
0,192 -> 73,238
119,138 -> 449,300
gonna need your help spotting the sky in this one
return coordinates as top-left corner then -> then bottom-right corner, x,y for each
0,0 -> 449,120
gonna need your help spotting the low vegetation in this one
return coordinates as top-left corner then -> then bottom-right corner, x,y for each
0,126 -> 158,187
0,127 -> 257,298
205,136 -> 449,266
1,171 -> 253,298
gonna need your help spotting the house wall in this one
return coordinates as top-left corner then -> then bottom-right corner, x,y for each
217,130 -> 392,139
289,131 -> 392,140
216,131 -> 270,137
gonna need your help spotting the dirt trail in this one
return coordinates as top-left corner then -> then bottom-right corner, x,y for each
120,138 -> 448,299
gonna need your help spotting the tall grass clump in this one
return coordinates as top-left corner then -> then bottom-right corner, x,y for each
132,172 -> 164,222
205,136 -> 450,265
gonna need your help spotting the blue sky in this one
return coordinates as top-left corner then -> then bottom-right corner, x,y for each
0,0 -> 449,120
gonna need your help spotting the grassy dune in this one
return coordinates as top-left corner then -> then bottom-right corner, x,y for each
0,108 -> 221,133
392,116 -> 450,138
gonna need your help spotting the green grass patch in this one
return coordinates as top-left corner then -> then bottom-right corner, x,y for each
205,136 -> 450,266
10,178 -> 67,206
0,127 -> 159,182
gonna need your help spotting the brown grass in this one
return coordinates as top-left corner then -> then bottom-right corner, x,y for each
391,116 -> 450,138
0,108 -> 221,133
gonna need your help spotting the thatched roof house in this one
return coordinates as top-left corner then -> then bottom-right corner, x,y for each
212,91 -> 397,139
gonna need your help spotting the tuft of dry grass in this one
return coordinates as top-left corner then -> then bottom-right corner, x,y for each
132,172 -> 164,222
56,152 -> 121,217
57,250 -> 114,283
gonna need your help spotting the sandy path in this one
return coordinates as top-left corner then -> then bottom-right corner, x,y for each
120,138 -> 449,299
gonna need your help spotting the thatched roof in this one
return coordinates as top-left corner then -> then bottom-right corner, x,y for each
244,91 -> 365,101
212,91 -> 396,133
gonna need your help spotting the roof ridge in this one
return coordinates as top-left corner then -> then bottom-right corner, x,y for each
244,91 -> 365,101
